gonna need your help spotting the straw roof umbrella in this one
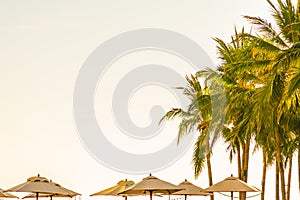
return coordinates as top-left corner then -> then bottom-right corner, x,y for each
22,181 -> 80,199
6,174 -> 78,200
203,176 -> 260,200
0,188 -> 18,198
172,179 -> 212,200
119,174 -> 182,200
90,179 -> 135,200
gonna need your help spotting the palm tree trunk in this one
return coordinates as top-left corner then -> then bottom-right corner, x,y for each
236,145 -> 242,200
206,153 -> 214,200
276,161 -> 280,200
277,152 -> 286,200
240,135 -> 250,200
237,145 -> 242,179
286,156 -> 292,200
242,136 -> 250,181
261,150 -> 267,200
239,143 -> 245,200
275,127 -> 286,200
237,145 -> 242,200
206,137 -> 214,200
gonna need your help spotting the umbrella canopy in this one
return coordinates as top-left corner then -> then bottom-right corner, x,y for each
203,176 -> 260,200
6,174 -> 78,200
23,181 -> 80,199
0,188 -> 18,198
172,179 -> 212,200
120,174 -> 182,200
90,179 -> 134,200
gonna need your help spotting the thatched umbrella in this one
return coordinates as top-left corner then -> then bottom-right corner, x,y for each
120,174 -> 182,200
6,174 -> 78,200
22,180 -> 80,199
90,179 -> 134,200
172,179 -> 212,200
203,176 -> 260,200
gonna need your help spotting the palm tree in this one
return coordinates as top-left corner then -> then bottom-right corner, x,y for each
240,1 -> 300,199
210,2 -> 300,199
160,2 -> 299,200
160,73 -> 225,200
213,28 -> 260,200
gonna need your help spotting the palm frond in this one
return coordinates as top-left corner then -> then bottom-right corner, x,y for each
192,134 -> 207,178
159,108 -> 185,125
243,15 -> 288,47
287,65 -> 300,97
177,116 -> 199,144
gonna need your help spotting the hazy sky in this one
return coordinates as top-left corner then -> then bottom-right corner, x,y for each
0,1 -> 298,200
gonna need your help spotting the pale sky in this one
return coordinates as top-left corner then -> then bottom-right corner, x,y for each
0,1 -> 298,200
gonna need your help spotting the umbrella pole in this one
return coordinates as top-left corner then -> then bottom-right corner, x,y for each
150,191 -> 153,200
231,191 -> 233,200
36,193 -> 39,200
124,196 -> 127,200
184,194 -> 187,200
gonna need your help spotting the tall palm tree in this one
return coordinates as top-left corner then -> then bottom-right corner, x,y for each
210,2 -> 300,200
240,1 -> 300,199
160,73 -> 225,200
161,2 -> 299,200
213,28 -> 261,200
